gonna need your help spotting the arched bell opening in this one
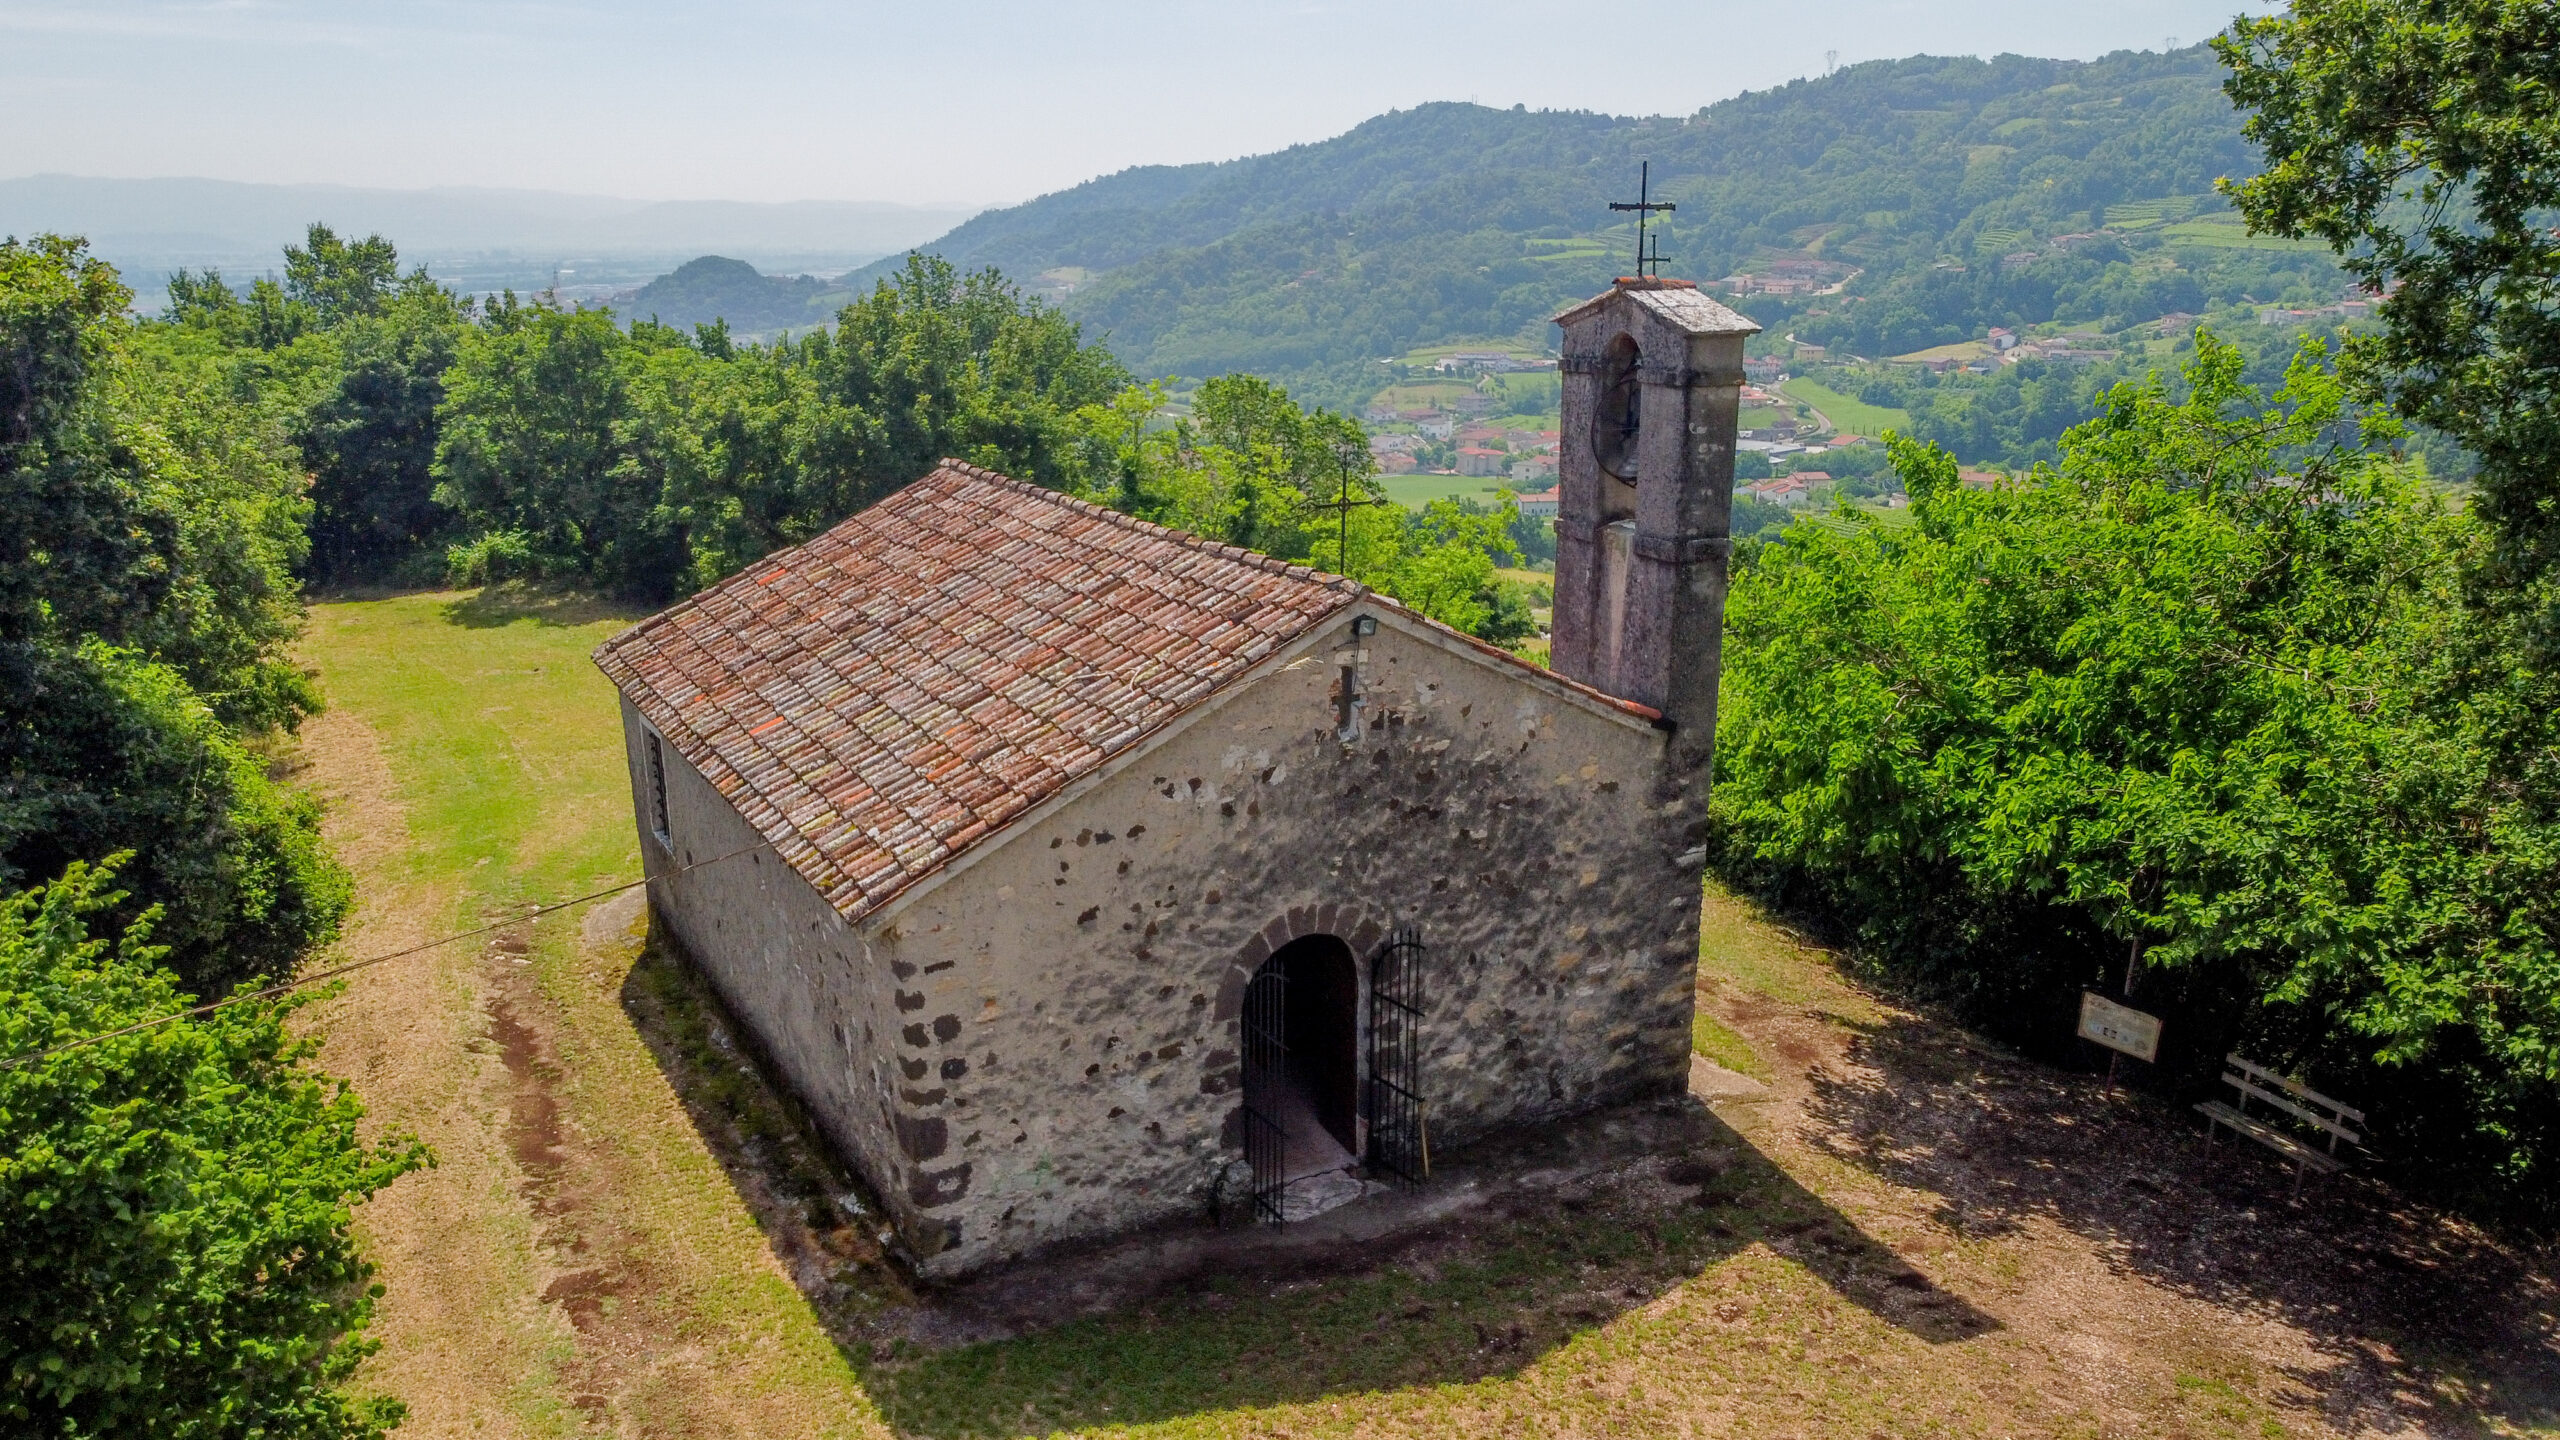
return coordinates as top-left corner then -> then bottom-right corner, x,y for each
1589,331 -> 1643,520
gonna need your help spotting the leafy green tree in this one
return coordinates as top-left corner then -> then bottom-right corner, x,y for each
298,282 -> 472,585
1,237 -> 173,649
804,255 -> 1128,497
0,859 -> 422,1439
1,239 -> 342,989
2219,1 -> 2560,648
8,236 -> 319,729
431,297 -> 689,597
1715,333 -> 2559,1214
283,224 -> 400,328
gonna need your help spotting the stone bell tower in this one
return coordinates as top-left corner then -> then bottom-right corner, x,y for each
1550,277 -> 1761,797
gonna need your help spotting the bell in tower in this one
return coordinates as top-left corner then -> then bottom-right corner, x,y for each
1549,275 -> 1760,794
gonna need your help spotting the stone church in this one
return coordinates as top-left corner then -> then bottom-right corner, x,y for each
593,276 -> 1757,1276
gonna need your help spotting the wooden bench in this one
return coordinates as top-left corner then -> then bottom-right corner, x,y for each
2195,1053 -> 2363,1197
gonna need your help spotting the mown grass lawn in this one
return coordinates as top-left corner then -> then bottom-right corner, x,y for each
303,589 -> 878,1440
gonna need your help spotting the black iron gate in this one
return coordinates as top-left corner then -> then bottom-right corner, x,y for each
1240,954 -> 1290,1225
1366,926 -> 1427,1185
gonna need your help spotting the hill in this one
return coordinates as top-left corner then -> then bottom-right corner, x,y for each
625,256 -> 844,337
853,47 -> 2343,407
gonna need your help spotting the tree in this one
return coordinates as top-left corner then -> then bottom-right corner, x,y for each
299,281 -> 471,585
431,297 -> 687,598
0,642 -> 349,993
0,859 -> 422,1439
2219,1 -> 2560,649
283,224 -> 399,328
1,239 -> 343,989
807,255 -> 1128,497
1714,333 -> 2560,1215
1,236 -> 173,649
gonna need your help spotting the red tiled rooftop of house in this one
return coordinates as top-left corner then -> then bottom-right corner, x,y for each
594,461 -> 1361,922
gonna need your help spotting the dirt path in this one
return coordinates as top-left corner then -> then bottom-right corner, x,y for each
298,701 -> 879,1440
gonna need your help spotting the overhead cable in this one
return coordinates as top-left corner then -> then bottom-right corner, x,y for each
0,843 -> 764,1072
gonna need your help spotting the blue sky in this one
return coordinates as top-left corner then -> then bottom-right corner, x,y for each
2,1 -> 2272,206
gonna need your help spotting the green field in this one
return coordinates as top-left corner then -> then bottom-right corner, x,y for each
2159,215 -> 2328,251
1380,473 -> 1519,509
1778,377 -> 1910,437
1391,339 -> 1553,365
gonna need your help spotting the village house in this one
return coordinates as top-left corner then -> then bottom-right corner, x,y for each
592,277 -> 1757,1276
1742,475 -> 1816,508
1456,444 -> 1508,477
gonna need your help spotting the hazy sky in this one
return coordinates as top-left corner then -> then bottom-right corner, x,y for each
4,1 -> 2266,207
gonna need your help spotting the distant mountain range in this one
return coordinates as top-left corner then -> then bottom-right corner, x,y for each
845,46 -> 2334,406
0,174 -> 981,304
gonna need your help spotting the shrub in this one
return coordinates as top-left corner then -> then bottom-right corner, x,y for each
0,859 -> 425,1438
0,641 -> 351,994
442,528 -> 541,588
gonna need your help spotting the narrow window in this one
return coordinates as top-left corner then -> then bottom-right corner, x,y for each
645,730 -> 672,849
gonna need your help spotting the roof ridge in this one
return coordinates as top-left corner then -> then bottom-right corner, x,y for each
1359,591 -> 1664,724
934,459 -> 1363,597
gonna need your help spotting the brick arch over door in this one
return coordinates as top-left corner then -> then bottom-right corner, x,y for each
1203,904 -> 1390,1127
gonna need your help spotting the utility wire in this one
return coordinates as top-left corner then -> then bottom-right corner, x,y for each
1,842 -> 765,1072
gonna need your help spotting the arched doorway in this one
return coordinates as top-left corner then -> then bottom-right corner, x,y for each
1241,934 -> 1360,1211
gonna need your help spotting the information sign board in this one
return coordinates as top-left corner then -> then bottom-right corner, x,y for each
2078,991 -> 2162,1063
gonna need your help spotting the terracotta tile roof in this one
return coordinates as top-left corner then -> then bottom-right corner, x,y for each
594,461 -> 1361,922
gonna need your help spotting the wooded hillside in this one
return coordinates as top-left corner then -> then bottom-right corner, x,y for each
852,47 -> 2336,404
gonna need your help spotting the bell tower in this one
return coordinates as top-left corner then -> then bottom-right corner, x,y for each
1549,276 -> 1760,795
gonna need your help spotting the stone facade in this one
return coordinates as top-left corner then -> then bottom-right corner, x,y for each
625,606 -> 1699,1275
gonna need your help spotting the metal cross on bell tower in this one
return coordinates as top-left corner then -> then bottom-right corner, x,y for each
1608,160 -> 1676,278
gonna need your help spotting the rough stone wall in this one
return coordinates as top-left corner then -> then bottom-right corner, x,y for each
616,700 -> 923,1238
864,616 -> 1701,1275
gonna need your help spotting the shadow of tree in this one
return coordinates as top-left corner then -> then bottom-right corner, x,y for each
1801,1013 -> 2560,1437
615,918 -> 2000,1437
439,583 -> 647,631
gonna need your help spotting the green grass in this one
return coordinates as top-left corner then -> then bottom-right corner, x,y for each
305,587 -> 642,912
2104,195 -> 2209,230
302,588 -> 880,1438
1692,1010 -> 1768,1078
2160,216 -> 2328,252
1778,377 -> 1909,437
1392,340 -> 1550,364
1379,474 -> 1517,509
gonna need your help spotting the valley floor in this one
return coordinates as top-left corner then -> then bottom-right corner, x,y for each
297,587 -> 2559,1440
